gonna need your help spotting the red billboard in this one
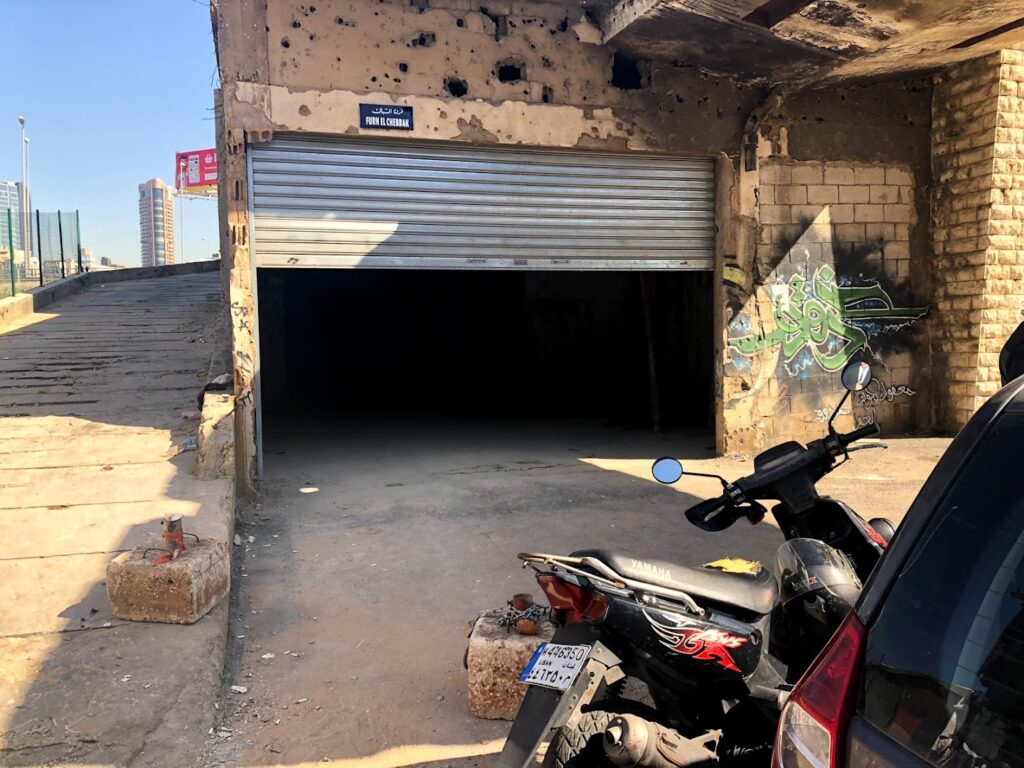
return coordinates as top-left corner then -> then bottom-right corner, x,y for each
175,148 -> 218,192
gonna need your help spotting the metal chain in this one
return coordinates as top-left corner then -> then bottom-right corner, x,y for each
497,602 -> 548,631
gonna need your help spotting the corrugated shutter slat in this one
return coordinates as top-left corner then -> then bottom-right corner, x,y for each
250,136 -> 715,270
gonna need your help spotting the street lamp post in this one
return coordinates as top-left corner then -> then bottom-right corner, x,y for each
18,116 -> 30,273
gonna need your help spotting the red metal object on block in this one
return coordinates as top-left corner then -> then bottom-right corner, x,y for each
153,515 -> 188,565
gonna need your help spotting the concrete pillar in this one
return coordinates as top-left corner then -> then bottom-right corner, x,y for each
931,50 -> 1024,431
216,95 -> 259,493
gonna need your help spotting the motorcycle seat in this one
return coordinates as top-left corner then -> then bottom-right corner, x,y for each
571,549 -> 778,617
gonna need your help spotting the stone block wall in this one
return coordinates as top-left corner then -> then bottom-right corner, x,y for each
722,157 -> 928,452
932,50 -> 1024,430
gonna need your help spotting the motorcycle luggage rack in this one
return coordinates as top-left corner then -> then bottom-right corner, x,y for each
518,552 -> 705,617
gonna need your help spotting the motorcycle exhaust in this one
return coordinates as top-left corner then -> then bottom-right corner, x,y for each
603,714 -> 718,768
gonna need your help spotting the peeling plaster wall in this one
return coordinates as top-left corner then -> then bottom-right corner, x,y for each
222,0 -> 765,154
719,79 -> 935,455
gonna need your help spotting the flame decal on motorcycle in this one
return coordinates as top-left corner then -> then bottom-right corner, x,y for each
643,610 -> 748,673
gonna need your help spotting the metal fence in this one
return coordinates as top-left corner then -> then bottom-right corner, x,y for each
1,208 -> 83,299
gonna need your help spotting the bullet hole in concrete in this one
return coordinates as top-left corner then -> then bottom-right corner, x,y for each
336,57 -> 342,62
456,17 -> 465,27
541,57 -> 553,69
299,105 -> 311,116
478,7 -> 508,41
496,60 -> 525,83
439,110 -> 448,119
281,37 -> 291,48
541,85 -> 554,103
394,78 -> 402,83
371,76 -> 378,82
292,19 -> 302,28
557,16 -> 569,32
444,77 -> 469,97
309,5 -> 316,11
409,32 -> 436,47
399,62 -> 409,72
409,0 -> 429,12
610,53 -> 649,90
309,32 -> 317,41
675,95 -> 685,103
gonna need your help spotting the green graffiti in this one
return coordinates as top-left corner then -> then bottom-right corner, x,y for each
728,265 -> 929,373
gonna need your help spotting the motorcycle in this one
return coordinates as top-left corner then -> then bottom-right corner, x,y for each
496,361 -> 895,768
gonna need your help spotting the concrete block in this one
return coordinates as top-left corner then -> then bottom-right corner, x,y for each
792,165 -> 823,185
855,204 -> 885,223
870,185 -> 901,204
830,204 -> 855,224
807,185 -> 838,204
854,167 -> 886,185
824,166 -> 855,185
760,205 -> 791,224
886,167 -> 914,186
107,537 -> 229,625
839,186 -> 870,204
466,609 -> 555,720
776,186 -> 807,205
760,164 -> 792,185
884,204 -> 914,223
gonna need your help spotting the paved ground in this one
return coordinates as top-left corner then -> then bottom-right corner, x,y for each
0,273 -> 231,767
209,414 -> 949,768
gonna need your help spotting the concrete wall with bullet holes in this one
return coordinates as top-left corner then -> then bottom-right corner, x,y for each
212,0 -> 1024,482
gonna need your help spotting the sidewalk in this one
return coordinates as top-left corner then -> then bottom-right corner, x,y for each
0,271 -> 233,767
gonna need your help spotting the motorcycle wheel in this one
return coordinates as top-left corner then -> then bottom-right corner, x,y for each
548,709 -> 618,768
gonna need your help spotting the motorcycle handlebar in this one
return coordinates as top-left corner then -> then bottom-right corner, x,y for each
839,422 -> 880,445
685,422 -> 880,531
685,496 -> 731,531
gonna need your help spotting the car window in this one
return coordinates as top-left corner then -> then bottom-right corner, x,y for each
860,412 -> 1024,767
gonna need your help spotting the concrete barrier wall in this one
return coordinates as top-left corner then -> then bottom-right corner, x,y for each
0,260 -> 221,330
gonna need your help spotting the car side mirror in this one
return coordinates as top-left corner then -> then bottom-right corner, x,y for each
651,457 -> 684,484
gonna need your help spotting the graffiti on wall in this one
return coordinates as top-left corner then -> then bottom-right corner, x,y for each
728,265 -> 929,375
852,375 -> 917,426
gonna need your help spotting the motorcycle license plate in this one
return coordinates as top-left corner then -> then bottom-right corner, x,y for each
518,643 -> 590,691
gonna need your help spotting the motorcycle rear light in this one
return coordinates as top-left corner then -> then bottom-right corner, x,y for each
535,573 -> 609,623
773,611 -> 866,768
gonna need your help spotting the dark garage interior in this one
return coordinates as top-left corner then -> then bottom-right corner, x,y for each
257,269 -> 714,430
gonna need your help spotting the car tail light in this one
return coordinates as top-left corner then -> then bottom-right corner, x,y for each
535,573 -> 609,624
773,611 -> 866,768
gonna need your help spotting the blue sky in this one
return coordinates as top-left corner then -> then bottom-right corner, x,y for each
1,0 -> 219,267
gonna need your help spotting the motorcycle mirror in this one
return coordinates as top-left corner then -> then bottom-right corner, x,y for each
840,361 -> 872,392
651,457 -> 684,484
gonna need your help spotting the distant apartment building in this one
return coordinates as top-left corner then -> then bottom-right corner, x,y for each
0,180 -> 25,252
138,179 -> 175,267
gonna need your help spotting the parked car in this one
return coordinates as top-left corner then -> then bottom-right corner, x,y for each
773,373 -> 1024,767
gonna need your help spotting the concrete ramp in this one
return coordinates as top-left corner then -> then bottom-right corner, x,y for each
0,271 -> 232,767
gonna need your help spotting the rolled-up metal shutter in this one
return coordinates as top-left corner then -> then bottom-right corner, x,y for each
249,135 -> 715,270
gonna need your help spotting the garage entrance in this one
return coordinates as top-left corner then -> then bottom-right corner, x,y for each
249,135 -> 717,452
258,269 -> 712,426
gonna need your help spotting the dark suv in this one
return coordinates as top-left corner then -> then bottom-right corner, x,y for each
773,375 -> 1024,768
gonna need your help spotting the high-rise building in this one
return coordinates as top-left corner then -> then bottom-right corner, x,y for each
138,178 -> 175,267
0,180 -> 24,251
